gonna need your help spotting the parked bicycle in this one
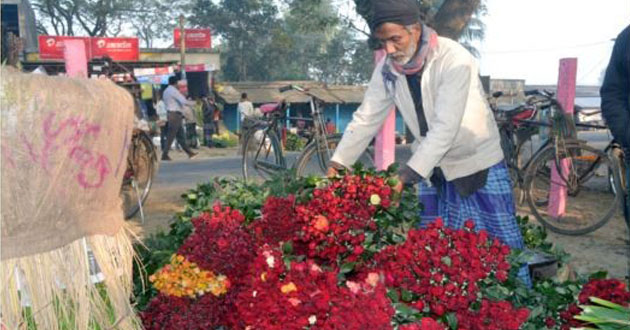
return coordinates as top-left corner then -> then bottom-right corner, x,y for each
491,89 -> 623,235
241,84 -> 373,181
120,86 -> 159,221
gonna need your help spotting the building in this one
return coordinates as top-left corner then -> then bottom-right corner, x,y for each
215,81 -> 407,136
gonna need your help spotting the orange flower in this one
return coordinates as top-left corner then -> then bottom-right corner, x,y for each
281,282 -> 298,294
313,215 -> 329,233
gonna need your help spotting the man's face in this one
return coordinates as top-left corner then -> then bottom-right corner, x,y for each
375,23 -> 421,65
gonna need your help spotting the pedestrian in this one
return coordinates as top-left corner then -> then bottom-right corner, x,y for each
213,97 -> 223,136
155,92 -> 169,152
161,76 -> 198,161
601,25 -> 629,155
325,118 -> 336,135
202,94 -> 218,147
326,0 -> 530,285
600,24 -> 630,230
238,92 -> 255,126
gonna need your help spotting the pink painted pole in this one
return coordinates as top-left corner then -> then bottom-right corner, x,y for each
374,49 -> 396,170
63,39 -> 88,78
547,58 -> 577,218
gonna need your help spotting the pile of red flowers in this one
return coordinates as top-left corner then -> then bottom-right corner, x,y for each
177,203 -> 256,283
141,292 -> 236,330
293,174 -> 393,266
557,278 -> 630,329
233,246 -> 394,330
250,195 -> 299,246
373,218 -> 527,329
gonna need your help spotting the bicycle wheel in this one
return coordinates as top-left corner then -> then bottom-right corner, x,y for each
523,141 -> 622,235
242,126 -> 285,182
294,134 -> 374,177
121,132 -> 157,219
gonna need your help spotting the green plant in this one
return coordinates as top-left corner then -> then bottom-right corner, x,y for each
284,132 -> 306,151
575,297 -> 630,329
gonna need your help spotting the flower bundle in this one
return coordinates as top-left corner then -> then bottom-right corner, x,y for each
558,278 -> 630,329
373,218 -> 527,329
233,246 -> 394,330
177,203 -> 256,283
294,174 -> 394,266
250,195 -> 300,246
149,254 -> 230,298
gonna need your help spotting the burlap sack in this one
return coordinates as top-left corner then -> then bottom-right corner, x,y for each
1,67 -> 134,259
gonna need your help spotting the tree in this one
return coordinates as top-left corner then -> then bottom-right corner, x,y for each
189,0 -> 281,81
32,0 -> 134,37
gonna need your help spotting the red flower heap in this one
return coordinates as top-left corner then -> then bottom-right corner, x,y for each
250,195 -> 300,246
294,174 -> 393,266
234,246 -> 394,330
456,299 -> 529,330
177,203 -> 256,283
374,219 -> 515,321
558,278 -> 630,329
141,292 -> 237,330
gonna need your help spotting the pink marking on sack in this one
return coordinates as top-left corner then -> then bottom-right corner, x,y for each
77,154 -> 111,189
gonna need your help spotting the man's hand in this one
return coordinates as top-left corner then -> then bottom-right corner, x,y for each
326,166 -> 339,178
391,175 -> 403,194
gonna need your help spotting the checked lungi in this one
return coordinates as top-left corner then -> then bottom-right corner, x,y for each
418,161 -> 532,286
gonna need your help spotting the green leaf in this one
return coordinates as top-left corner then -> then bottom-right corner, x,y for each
387,289 -> 400,303
400,289 -> 413,302
446,312 -> 458,329
282,241 -> 293,255
340,262 -> 356,274
441,256 -> 452,267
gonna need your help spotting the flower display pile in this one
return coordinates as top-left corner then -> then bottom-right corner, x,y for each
149,254 -> 229,298
138,170 -> 629,330
233,246 -> 394,330
294,174 -> 393,266
177,204 -> 256,283
250,195 -> 299,246
557,278 -> 630,329
372,218 -> 528,329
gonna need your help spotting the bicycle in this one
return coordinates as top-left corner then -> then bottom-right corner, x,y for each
119,88 -> 159,221
492,89 -> 623,235
241,84 -> 373,181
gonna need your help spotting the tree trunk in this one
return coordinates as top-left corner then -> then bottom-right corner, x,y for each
431,0 -> 480,40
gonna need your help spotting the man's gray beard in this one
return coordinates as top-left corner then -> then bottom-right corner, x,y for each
392,39 -> 419,65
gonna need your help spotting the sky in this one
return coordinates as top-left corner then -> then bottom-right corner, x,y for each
477,0 -> 629,86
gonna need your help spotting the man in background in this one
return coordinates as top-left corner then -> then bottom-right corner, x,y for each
161,76 -> 197,161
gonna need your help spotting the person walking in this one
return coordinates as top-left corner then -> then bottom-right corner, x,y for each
161,76 -> 197,161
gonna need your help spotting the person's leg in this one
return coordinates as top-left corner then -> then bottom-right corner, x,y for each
160,124 -> 168,152
214,121 -> 220,135
162,112 -> 181,160
439,162 -> 531,286
175,120 -> 196,157
204,123 -> 214,147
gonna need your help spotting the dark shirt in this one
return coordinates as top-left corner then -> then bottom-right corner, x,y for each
202,99 -> 217,124
601,25 -> 630,150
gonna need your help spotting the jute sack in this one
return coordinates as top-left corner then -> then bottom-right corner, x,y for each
1,67 -> 140,329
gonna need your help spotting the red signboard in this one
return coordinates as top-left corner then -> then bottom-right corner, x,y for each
174,28 -> 212,49
90,37 -> 139,61
38,35 -> 91,59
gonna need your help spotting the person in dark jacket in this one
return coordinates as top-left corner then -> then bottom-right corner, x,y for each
601,25 -> 630,150
202,94 -> 218,147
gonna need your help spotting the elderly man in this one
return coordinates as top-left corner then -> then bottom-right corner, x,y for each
327,0 -> 530,284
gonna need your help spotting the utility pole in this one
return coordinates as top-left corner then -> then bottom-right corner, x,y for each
179,15 -> 186,80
